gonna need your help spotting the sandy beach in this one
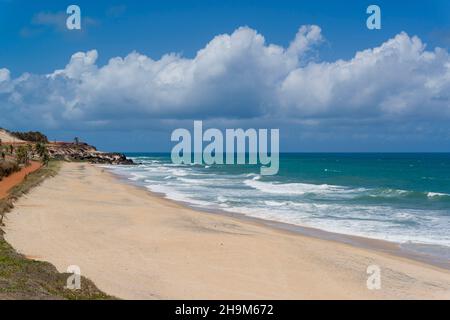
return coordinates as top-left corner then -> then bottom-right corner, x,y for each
3,162 -> 450,299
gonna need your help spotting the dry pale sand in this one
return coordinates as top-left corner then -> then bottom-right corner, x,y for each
3,162 -> 450,300
0,129 -> 25,143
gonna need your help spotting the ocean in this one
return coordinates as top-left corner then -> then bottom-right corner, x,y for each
105,153 -> 450,261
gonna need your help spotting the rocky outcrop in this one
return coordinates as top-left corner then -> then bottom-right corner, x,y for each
47,142 -> 133,165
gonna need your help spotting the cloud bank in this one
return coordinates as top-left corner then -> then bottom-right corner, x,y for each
1,25 -> 450,131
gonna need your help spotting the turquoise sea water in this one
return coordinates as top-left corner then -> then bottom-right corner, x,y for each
105,153 -> 450,258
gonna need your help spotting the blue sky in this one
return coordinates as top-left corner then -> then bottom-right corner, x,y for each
1,0 -> 450,152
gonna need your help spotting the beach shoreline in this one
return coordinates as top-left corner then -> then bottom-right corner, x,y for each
3,162 -> 450,299
107,166 -> 450,271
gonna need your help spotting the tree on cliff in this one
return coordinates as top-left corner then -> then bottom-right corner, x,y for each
35,143 -> 45,157
16,145 -> 30,165
35,143 -> 50,166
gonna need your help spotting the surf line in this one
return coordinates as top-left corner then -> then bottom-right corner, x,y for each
171,121 -> 279,175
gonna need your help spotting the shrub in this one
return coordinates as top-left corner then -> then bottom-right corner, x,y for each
0,161 -> 19,181
15,146 -> 30,165
10,131 -> 49,143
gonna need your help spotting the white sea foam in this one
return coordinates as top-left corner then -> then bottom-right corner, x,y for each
168,169 -> 189,176
217,196 -> 228,203
178,177 -> 211,185
264,200 -> 286,207
428,192 -> 450,198
244,179 -> 348,196
145,184 -> 211,207
128,173 -> 147,181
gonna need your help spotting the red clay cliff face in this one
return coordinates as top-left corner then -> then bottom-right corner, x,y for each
0,161 -> 42,200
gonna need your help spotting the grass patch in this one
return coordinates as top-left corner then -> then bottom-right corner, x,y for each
0,161 -> 114,300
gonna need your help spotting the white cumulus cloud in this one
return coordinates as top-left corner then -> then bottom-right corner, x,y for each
1,25 -> 450,131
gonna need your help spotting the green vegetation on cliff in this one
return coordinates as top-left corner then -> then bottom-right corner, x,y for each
9,131 -> 49,143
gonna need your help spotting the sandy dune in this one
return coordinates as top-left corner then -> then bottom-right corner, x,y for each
0,130 -> 25,143
3,162 -> 450,299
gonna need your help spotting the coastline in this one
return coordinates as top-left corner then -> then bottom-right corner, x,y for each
109,166 -> 450,271
4,162 -> 450,299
